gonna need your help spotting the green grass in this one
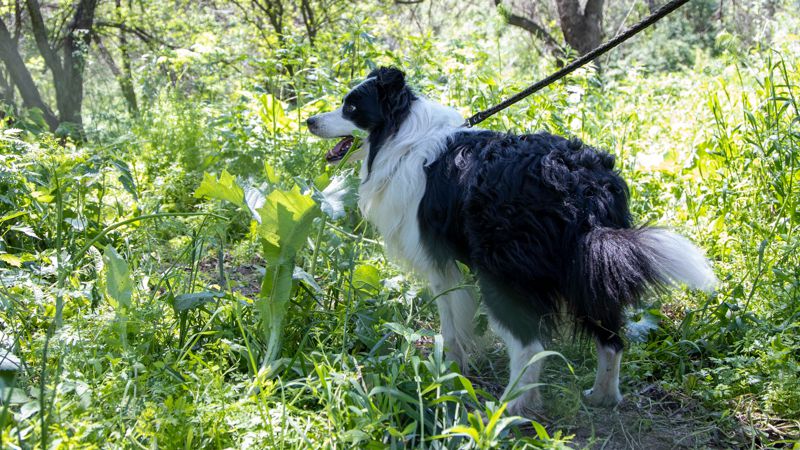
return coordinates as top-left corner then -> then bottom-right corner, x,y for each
1,7 -> 799,449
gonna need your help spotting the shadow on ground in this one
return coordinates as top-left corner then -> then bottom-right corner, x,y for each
471,339 -> 779,449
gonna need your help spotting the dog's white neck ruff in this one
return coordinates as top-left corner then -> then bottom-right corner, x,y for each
358,98 -> 464,273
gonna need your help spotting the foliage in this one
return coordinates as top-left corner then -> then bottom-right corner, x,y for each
0,1 -> 798,448
195,170 -> 322,365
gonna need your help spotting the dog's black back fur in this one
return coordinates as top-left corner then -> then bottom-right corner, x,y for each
419,131 -> 662,350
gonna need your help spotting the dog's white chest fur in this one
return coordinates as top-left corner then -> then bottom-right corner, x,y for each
357,99 -> 463,273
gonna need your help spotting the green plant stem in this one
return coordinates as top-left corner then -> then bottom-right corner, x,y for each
54,167 -> 64,328
309,215 -> 326,277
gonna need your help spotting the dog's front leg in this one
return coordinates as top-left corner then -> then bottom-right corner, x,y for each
428,262 -> 478,373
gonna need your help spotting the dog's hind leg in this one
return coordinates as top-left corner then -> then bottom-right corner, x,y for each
428,263 -> 478,373
577,303 -> 625,407
490,317 -> 545,415
584,338 -> 624,407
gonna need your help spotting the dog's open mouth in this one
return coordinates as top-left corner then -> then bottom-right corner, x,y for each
326,136 -> 355,163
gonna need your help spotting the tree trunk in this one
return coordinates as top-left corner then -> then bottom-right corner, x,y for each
0,67 -> 14,110
117,34 -> 139,116
555,0 -> 604,56
0,17 -> 59,131
57,0 -> 99,130
25,0 -> 98,135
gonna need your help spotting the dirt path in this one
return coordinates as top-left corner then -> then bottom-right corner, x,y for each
470,341 -> 763,449
549,384 -> 739,449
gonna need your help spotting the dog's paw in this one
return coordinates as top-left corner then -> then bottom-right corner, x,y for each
582,388 -> 622,407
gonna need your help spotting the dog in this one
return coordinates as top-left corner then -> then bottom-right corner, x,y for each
306,67 -> 716,414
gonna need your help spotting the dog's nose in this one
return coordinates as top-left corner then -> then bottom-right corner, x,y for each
306,116 -> 318,128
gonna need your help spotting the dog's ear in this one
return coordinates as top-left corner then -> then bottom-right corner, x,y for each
370,67 -> 406,93
364,67 -> 415,176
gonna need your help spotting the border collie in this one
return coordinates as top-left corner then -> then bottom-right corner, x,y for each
306,67 -> 716,414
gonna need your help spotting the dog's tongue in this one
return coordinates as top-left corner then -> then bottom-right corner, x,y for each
326,136 -> 354,162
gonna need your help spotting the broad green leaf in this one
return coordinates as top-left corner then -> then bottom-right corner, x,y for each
384,322 -> 435,344
341,429 -> 370,444
400,421 -> 417,436
293,266 -> 322,293
10,226 -> 39,239
468,409 -> 485,432
19,401 -> 40,421
194,170 -> 244,207
256,93 -> 290,130
254,186 -> 319,363
256,186 -> 318,265
264,162 -> 279,184
0,254 -> 22,267
173,291 -> 223,312
0,211 -> 26,223
352,263 -> 381,294
384,322 -> 420,343
0,387 -> 29,403
531,420 -> 550,439
485,402 -> 506,434
313,172 -> 330,190
0,350 -> 20,373
65,217 -> 88,231
103,245 -> 132,309
244,186 -> 266,223
368,386 -> 418,405
30,189 -> 53,203
259,263 -> 295,362
428,395 -> 461,405
110,158 -> 139,200
445,425 -> 480,441
626,309 -> 661,342
458,374 -> 479,403
0,252 -> 34,268
314,173 -> 358,220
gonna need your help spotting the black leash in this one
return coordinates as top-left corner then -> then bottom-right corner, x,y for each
464,0 -> 692,128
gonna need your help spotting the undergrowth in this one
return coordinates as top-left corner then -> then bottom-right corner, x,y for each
0,5 -> 799,449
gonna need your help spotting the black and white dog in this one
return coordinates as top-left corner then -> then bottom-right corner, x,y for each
307,67 -> 716,414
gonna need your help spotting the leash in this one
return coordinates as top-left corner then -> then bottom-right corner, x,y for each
463,0 -> 692,128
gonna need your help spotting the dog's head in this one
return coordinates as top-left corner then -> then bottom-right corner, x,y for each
306,67 -> 417,173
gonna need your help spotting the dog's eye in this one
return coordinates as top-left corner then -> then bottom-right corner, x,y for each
344,104 -> 356,113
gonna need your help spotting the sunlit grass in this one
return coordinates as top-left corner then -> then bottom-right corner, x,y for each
1,11 -> 799,449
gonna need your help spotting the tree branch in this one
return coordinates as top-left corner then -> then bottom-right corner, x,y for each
95,34 -> 138,115
249,0 -> 284,37
228,0 -> 275,46
25,0 -> 62,77
95,20 -> 179,49
13,0 -> 23,45
299,0 -> 316,45
495,0 -> 564,59
94,34 -> 122,78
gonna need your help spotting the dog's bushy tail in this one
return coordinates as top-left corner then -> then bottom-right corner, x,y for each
637,228 -> 718,292
572,227 -> 717,316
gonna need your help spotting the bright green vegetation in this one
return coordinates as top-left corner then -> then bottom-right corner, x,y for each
0,2 -> 799,449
